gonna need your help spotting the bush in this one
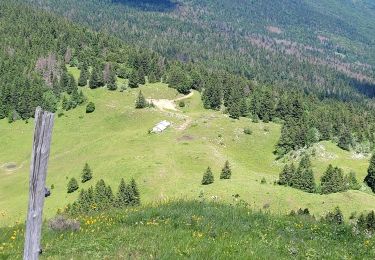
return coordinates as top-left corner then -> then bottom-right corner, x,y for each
260,177 -> 267,184
67,178 -> 79,193
48,215 -> 80,231
86,102 -> 95,113
243,127 -> 252,135
202,167 -> 214,185
178,100 -> 185,107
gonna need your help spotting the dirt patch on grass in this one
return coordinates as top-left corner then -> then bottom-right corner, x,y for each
177,135 -> 194,141
1,162 -> 19,172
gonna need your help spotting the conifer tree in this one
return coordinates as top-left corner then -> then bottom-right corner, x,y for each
81,163 -> 93,183
135,90 -> 147,109
67,74 -> 77,95
202,167 -> 214,185
67,177 -> 79,193
293,155 -> 316,193
346,171 -> 361,190
107,69 -> 118,91
278,164 -> 294,186
220,160 -> 232,179
365,153 -> 375,192
128,70 -> 139,88
130,178 -> 140,205
94,179 -> 108,205
116,178 -> 130,207
78,64 -> 89,87
321,165 -> 346,194
89,65 -> 104,89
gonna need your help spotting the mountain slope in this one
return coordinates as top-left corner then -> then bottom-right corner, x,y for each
20,0 -> 375,99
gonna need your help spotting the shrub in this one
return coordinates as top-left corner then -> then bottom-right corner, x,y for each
243,127 -> 252,135
67,178 -> 79,193
86,102 -> 95,113
178,100 -> 185,107
260,177 -> 267,184
48,215 -> 80,231
220,161 -> 232,179
202,167 -> 214,185
81,163 -> 93,183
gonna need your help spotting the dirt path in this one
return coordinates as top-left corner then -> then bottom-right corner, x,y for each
147,91 -> 194,111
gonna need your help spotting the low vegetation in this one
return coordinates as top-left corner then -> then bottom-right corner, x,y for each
1,201 -> 375,259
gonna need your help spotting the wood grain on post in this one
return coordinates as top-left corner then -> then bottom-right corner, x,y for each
23,107 -> 54,260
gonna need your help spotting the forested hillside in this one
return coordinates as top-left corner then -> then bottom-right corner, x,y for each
2,1 -> 375,156
20,0 -> 375,99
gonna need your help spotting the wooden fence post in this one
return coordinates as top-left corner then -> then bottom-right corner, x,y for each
23,107 -> 54,260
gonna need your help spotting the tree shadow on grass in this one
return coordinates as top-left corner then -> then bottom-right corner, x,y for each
112,0 -> 178,12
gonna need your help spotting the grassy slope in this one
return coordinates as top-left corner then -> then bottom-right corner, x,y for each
1,201 -> 375,259
1,67 -> 375,227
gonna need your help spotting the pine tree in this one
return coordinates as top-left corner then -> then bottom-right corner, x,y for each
321,165 -> 346,194
278,164 -> 294,186
81,163 -> 93,183
365,153 -> 375,192
94,179 -> 108,205
130,178 -> 140,205
202,167 -> 214,185
346,171 -> 361,190
78,64 -> 89,87
89,65 -> 104,89
67,177 -> 79,193
293,155 -> 316,193
116,178 -> 130,207
67,74 -> 77,95
220,160 -> 232,179
128,70 -> 139,88
107,69 -> 118,91
135,90 -> 147,109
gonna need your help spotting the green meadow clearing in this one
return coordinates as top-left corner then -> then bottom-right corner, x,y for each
1,67 -> 375,227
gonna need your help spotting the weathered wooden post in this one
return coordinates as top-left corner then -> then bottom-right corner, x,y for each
23,107 -> 54,260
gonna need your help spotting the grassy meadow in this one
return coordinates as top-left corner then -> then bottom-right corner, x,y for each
1,201 -> 375,259
1,67 -> 375,227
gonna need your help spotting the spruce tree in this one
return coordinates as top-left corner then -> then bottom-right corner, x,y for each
347,171 -> 361,190
321,165 -> 346,194
365,153 -> 375,192
128,70 -> 139,88
116,178 -> 129,207
135,90 -> 147,109
67,177 -> 79,193
67,74 -> 77,95
81,163 -> 93,183
130,178 -> 140,205
220,160 -> 232,179
94,179 -> 108,206
202,167 -> 214,185
89,65 -> 104,89
107,69 -> 118,91
78,64 -> 89,87
278,164 -> 293,186
293,155 -> 316,193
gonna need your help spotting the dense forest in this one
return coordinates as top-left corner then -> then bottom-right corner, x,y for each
1,0 -> 375,157
19,0 -> 375,100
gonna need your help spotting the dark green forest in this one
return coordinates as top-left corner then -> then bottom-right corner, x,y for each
1,0 -> 375,157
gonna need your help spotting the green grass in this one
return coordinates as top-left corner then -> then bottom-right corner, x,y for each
1,68 -> 375,227
1,201 -> 375,259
